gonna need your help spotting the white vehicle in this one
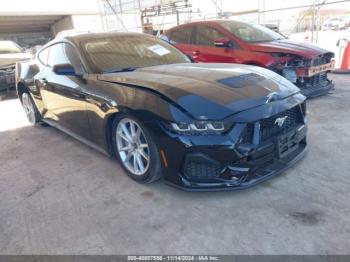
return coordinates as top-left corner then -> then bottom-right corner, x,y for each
0,41 -> 31,90
0,41 -> 32,67
323,17 -> 349,31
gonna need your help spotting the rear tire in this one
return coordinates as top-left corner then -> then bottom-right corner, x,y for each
21,92 -> 41,125
112,113 -> 162,183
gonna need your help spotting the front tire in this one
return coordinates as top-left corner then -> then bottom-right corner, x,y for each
112,114 -> 162,183
21,92 -> 41,125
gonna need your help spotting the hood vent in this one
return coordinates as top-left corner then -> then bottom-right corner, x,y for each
217,73 -> 265,88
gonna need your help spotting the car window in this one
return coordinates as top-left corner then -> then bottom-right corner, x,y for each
195,25 -> 226,46
48,43 -> 68,67
38,47 -> 50,65
81,35 -> 190,74
47,43 -> 84,73
218,20 -> 285,43
170,27 -> 192,44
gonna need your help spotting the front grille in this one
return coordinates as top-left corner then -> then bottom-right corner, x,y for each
309,73 -> 328,86
298,72 -> 329,90
259,106 -> 303,141
311,55 -> 330,66
298,73 -> 334,97
242,124 -> 254,143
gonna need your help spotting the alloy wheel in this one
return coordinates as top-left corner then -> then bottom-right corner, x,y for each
22,93 -> 36,125
116,118 -> 150,176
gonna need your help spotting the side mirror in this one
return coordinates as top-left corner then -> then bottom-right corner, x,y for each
53,63 -> 77,76
214,37 -> 233,48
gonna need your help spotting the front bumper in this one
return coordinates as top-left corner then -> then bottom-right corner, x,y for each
297,76 -> 334,99
150,94 -> 308,191
165,125 -> 307,191
279,61 -> 335,99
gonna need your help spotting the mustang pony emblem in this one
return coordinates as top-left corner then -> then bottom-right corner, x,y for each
275,116 -> 288,127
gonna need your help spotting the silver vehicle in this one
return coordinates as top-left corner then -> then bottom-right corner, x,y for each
0,41 -> 31,91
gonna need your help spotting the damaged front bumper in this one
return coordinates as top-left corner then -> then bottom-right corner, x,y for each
166,125 -> 307,191
274,56 -> 335,99
297,73 -> 334,99
153,94 -> 308,191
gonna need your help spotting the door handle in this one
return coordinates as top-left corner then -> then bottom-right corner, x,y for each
74,92 -> 86,99
192,50 -> 200,56
38,78 -> 48,85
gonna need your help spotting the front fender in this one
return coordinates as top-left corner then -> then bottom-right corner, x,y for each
85,79 -> 194,154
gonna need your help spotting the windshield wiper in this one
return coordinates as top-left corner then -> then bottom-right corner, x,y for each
103,67 -> 138,74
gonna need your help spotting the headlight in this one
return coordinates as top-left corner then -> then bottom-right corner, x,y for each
301,101 -> 307,116
169,121 -> 229,135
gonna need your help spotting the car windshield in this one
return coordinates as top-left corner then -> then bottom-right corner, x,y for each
0,41 -> 23,54
218,20 -> 285,43
81,34 -> 191,73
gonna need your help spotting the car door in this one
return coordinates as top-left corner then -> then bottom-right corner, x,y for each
168,25 -> 195,57
192,25 -> 240,63
39,42 -> 91,140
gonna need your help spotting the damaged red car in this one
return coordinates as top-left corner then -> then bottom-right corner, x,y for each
165,20 -> 335,98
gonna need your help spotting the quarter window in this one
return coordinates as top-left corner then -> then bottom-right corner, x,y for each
38,47 -> 50,65
170,27 -> 192,44
47,43 -> 68,67
196,26 -> 226,46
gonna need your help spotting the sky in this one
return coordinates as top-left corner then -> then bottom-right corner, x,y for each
190,0 -> 350,16
192,0 -> 350,13
1,0 -> 349,17
0,0 -> 100,15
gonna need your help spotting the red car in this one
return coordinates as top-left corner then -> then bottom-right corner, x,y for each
165,20 -> 335,98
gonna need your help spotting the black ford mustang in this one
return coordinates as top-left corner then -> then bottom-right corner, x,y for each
16,32 -> 307,191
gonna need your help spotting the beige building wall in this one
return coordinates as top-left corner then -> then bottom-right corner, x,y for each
51,16 -> 74,36
50,15 -> 104,36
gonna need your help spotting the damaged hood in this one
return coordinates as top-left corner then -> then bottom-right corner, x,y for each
249,39 -> 332,59
98,63 -> 300,119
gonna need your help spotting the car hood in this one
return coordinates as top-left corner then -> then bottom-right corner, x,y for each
0,53 -> 32,68
248,39 -> 332,59
98,63 -> 300,120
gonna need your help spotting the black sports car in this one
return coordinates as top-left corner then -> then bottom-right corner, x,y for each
16,32 -> 307,191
